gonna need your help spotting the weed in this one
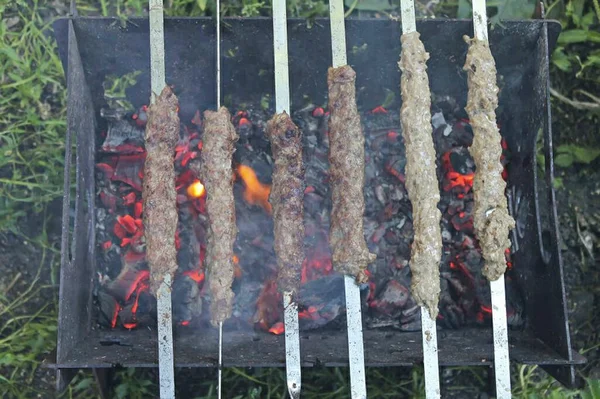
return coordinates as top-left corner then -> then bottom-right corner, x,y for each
0,1 -> 67,231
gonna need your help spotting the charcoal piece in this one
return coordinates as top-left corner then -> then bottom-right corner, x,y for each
101,119 -> 145,154
172,275 -> 203,323
198,106 -> 239,326
327,65 -> 376,282
463,37 -> 516,281
399,31 -> 442,318
370,279 -> 410,318
266,112 -> 305,295
112,154 -> 145,192
143,86 -> 180,295
97,290 -> 119,327
298,274 -> 345,331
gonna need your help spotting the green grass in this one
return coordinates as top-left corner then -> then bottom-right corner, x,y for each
0,0 -> 67,231
0,0 -> 599,397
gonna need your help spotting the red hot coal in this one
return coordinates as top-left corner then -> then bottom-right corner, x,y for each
94,95 -> 523,335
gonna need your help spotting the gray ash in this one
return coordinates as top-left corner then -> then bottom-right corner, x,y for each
93,97 -> 523,333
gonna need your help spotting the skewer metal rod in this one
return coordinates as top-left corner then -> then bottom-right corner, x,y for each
272,0 -> 302,396
149,0 -> 166,100
491,278 -> 511,397
149,1 -> 175,397
217,0 -> 221,107
329,0 -> 367,396
400,0 -> 416,34
329,0 -> 347,67
273,0 -> 291,113
218,321 -> 223,399
421,310 -> 440,399
471,1 -> 511,397
283,292 -> 301,398
216,0 -> 224,397
400,1 -> 441,398
345,275 -> 367,399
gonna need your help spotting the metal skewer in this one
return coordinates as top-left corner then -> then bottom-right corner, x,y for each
272,0 -> 302,396
399,2 -> 441,398
328,2 -> 367,397
215,0 -> 224,397
471,1 -> 511,397
148,0 -> 175,397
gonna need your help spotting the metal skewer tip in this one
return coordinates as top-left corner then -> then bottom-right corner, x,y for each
471,1 -> 511,398
218,321 -> 223,399
421,310 -> 440,399
284,292 -> 301,399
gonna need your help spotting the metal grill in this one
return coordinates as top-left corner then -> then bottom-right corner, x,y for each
51,1 -> 584,397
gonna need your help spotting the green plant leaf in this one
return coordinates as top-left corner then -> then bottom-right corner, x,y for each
197,0 -> 208,11
554,153 -> 574,167
558,29 -> 589,44
587,30 -> 600,43
567,0 -> 586,26
552,48 -> 572,71
457,0 -> 472,18
581,378 -> 600,399
344,0 -> 394,11
580,11 -> 596,30
552,177 -> 564,190
571,146 -> 600,163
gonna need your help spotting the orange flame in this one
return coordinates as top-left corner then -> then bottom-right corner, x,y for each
187,179 -> 205,198
269,321 -> 284,335
237,164 -> 272,213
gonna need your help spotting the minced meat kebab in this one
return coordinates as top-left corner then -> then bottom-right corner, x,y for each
399,32 -> 442,319
327,65 -> 376,284
463,36 -> 516,281
198,107 -> 240,326
266,112 -> 305,296
143,86 -> 180,295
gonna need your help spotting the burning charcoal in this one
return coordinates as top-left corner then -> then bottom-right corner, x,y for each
94,96 -> 526,333
431,111 -> 446,130
118,288 -> 153,329
253,280 -> 282,332
298,274 -> 345,331
97,290 -> 120,328
374,184 -> 387,205
303,192 -> 325,217
369,279 -> 410,318
112,154 -> 145,192
172,275 -> 203,324
231,279 -> 263,324
101,119 -> 146,154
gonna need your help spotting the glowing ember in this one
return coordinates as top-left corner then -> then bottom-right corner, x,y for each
110,304 -> 121,328
180,320 -> 190,326
268,322 -> 284,335
445,171 -> 474,190
186,179 -> 205,199
183,269 -> 205,284
238,117 -> 251,128
371,105 -> 388,114
123,322 -> 137,330
312,107 -> 325,117
237,164 -> 272,213
131,282 -> 149,314
124,270 -> 150,302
